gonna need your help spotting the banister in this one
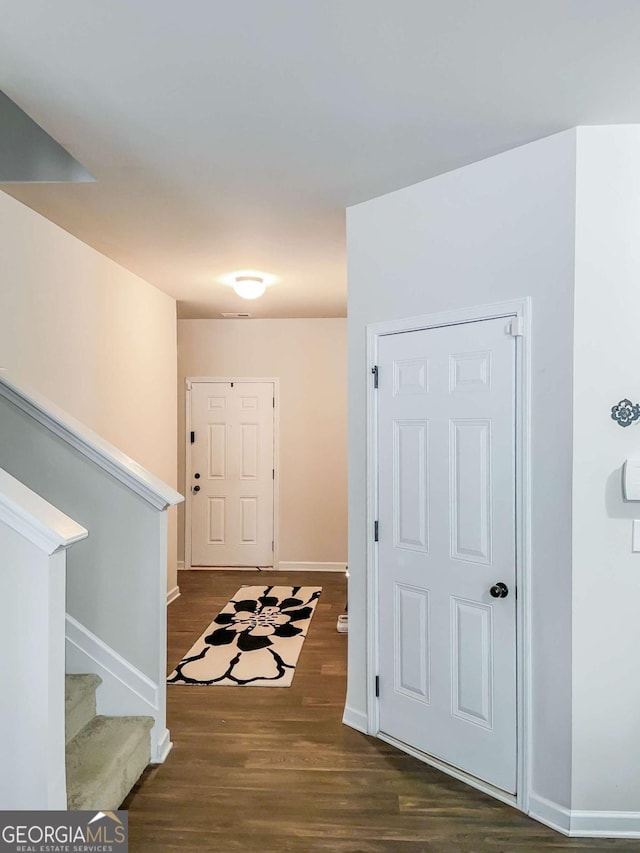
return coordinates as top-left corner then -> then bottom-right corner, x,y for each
0,376 -> 183,510
0,467 -> 88,554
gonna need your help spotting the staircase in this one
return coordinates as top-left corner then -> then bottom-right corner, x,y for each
0,376 -> 183,810
65,674 -> 153,810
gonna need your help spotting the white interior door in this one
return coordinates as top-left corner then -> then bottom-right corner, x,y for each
190,381 -> 275,567
377,317 -> 517,793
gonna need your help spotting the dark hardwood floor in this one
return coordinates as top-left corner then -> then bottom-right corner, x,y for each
123,570 -> 636,852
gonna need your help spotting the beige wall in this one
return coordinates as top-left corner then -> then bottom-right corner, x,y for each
0,191 -> 179,592
178,319 -> 347,566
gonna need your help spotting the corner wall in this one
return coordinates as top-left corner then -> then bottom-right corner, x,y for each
177,318 -> 347,567
572,126 -> 640,814
346,131 -> 577,811
0,191 -> 178,591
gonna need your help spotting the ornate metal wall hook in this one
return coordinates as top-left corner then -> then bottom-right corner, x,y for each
611,399 -> 640,427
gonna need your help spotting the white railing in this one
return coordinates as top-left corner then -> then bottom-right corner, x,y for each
0,375 -> 183,772
0,468 -> 87,809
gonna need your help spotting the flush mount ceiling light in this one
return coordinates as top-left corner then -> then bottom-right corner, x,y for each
233,275 -> 265,300
219,270 -> 277,299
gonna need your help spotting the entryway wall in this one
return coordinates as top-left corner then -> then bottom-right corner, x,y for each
346,126 -> 640,836
0,190 -> 178,595
177,318 -> 347,569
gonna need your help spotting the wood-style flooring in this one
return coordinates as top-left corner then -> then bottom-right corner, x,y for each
123,570 -> 636,852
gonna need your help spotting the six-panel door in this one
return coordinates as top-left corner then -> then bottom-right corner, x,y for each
377,318 -> 517,793
190,381 -> 275,566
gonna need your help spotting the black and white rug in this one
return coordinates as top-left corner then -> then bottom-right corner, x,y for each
167,585 -> 321,687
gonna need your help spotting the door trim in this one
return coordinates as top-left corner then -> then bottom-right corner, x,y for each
184,377 -> 280,570
365,298 -> 531,814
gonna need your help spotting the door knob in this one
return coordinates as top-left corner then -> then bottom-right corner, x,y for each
193,485 -> 200,493
490,582 -> 509,599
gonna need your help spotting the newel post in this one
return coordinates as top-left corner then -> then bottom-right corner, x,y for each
0,471 -> 87,810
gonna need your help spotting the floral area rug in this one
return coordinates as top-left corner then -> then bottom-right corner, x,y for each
167,585 -> 322,687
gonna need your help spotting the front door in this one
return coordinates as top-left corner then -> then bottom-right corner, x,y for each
190,380 -> 275,567
377,317 -> 517,793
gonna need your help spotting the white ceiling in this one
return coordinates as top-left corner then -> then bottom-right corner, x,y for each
1,1 -> 640,318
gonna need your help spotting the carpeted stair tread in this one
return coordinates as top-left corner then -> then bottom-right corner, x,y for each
65,674 -> 102,744
66,714 -> 153,811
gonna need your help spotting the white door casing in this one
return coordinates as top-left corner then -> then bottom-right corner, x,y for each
188,380 -> 275,567
376,316 -> 517,794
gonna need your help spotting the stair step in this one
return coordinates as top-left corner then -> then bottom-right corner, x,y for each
66,715 -> 154,811
65,673 -> 102,744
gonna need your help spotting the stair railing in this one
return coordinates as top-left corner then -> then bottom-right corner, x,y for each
0,375 -> 183,777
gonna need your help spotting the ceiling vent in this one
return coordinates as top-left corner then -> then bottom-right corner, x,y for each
221,312 -> 251,318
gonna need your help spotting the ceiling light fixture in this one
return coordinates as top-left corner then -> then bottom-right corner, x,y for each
233,275 -> 265,300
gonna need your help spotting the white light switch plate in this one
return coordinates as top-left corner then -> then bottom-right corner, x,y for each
632,520 -> 640,553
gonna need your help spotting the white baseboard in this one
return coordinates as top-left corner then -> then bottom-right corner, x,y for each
277,561 -> 347,572
187,566 -> 271,571
528,793 -> 571,835
528,793 -> 640,837
177,560 -> 185,570
167,585 -> 180,605
66,614 -> 158,713
342,704 -> 369,734
151,728 -> 173,764
179,562 -> 346,573
569,810 -> 640,837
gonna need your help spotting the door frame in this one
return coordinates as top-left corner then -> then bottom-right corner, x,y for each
184,377 -> 280,571
365,298 -> 531,813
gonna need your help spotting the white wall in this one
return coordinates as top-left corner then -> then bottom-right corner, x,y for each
177,319 -> 347,566
572,126 -> 640,812
0,191 -> 179,591
346,131 -> 578,810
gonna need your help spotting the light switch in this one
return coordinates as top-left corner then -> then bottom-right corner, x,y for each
632,520 -> 640,553
624,459 -> 640,500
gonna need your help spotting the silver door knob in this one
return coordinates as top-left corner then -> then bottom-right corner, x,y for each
489,582 -> 509,599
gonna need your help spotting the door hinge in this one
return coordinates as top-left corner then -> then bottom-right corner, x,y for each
374,520 -> 379,542
272,540 -> 274,552
272,468 -> 275,479
371,365 -> 379,388
273,397 -> 275,408
375,675 -> 380,698
509,317 -> 524,337
190,431 -> 195,444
